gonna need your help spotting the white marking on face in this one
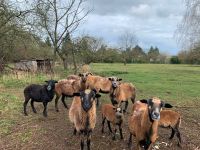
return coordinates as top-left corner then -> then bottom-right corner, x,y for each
85,89 -> 91,94
155,107 -> 160,114
117,107 -> 121,112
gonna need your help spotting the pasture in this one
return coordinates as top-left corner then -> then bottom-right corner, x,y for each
0,63 -> 200,150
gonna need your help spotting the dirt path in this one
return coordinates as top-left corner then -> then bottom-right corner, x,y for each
0,100 -> 200,150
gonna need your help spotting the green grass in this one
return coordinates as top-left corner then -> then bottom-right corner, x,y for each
0,63 -> 200,136
91,63 -> 200,104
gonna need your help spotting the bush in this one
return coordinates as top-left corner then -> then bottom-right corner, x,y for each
170,56 -> 180,64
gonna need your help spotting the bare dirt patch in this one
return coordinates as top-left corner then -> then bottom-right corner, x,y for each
0,100 -> 200,150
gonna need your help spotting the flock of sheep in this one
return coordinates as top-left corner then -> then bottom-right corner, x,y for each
23,72 -> 182,150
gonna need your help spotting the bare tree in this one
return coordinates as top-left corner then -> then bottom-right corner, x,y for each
177,0 -> 200,49
118,31 -> 138,65
26,0 -> 90,69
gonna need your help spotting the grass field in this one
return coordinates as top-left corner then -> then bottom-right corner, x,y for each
0,63 -> 200,149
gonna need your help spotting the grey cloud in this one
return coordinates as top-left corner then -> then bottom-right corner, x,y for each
78,0 -> 185,54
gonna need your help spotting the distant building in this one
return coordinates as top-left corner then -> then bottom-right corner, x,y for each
14,59 -> 53,73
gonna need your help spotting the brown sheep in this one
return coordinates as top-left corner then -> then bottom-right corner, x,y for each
54,77 -> 86,112
131,103 -> 182,147
66,74 -> 80,80
101,104 -> 124,140
128,98 -> 173,150
80,64 -> 91,73
69,89 -> 101,150
159,110 -> 182,147
109,77 -> 136,112
82,73 -> 113,106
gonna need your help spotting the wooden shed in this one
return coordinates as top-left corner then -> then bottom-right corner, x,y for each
14,59 -> 53,73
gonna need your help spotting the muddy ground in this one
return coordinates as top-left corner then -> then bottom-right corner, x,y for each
0,99 -> 200,150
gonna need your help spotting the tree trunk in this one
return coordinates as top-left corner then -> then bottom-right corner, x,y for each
71,48 -> 77,74
63,58 -> 68,70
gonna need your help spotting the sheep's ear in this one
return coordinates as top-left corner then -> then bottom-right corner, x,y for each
92,89 -> 97,94
88,72 -> 93,75
113,107 -> 117,111
95,94 -> 101,98
140,99 -> 148,104
79,73 -> 83,77
162,102 -> 173,108
117,78 -> 122,81
45,80 -> 48,83
73,92 -> 81,96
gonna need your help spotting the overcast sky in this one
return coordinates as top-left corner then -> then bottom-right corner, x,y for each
76,0 -> 185,55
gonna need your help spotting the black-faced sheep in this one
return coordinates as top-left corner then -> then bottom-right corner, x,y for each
23,80 -> 58,117
69,89 -> 101,150
128,98 -> 173,150
109,77 -> 136,112
159,110 -> 182,147
101,104 -> 124,140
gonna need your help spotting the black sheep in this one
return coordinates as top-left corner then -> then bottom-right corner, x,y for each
23,80 -> 58,117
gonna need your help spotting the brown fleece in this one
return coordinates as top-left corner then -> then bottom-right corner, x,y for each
159,110 -> 181,128
128,101 -> 159,150
101,104 -> 124,126
69,96 -> 96,132
86,75 -> 112,93
110,82 -> 136,104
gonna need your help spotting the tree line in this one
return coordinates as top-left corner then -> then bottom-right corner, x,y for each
0,0 -> 200,73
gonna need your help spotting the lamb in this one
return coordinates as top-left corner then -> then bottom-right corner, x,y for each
159,110 -> 182,147
23,80 -> 58,117
101,104 -> 124,140
69,89 -> 101,150
54,77 -> 86,112
109,77 -> 136,112
128,98 -> 173,150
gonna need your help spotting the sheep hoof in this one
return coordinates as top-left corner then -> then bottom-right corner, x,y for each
43,113 -> 48,117
24,113 -> 28,116
33,110 -> 37,113
56,109 -> 59,112
112,136 -> 116,140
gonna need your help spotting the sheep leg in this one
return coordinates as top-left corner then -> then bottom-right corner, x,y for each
169,127 -> 175,139
128,133 -> 132,149
131,95 -> 135,104
43,102 -> 48,117
61,94 -> 68,109
23,97 -> 30,116
107,120 -> 112,133
124,101 -> 129,113
96,97 -> 100,107
31,99 -> 37,113
55,95 -> 60,112
147,143 -> 153,150
101,116 -> 106,133
73,128 -> 77,135
87,132 -> 91,150
112,125 -> 117,140
111,98 -> 118,106
80,131 -> 84,150
119,124 -> 123,139
176,129 -> 182,147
